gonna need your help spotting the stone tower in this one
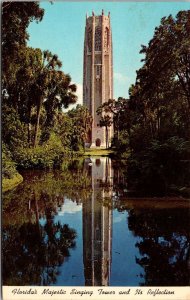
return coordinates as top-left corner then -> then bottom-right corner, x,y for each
83,10 -> 113,148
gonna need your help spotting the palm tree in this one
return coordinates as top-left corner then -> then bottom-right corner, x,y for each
68,105 -> 93,152
79,106 -> 93,152
32,50 -> 77,147
99,115 -> 112,149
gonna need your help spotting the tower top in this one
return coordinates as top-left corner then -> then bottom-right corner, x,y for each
86,11 -> 110,18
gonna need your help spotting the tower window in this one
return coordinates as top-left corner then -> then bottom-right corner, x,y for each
104,27 -> 109,49
87,28 -> 92,52
95,27 -> 102,51
95,65 -> 101,79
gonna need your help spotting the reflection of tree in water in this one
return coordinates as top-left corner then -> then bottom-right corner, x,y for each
3,164 -> 92,226
111,160 -> 126,195
3,163 -> 94,285
4,158 -> 190,286
128,208 -> 190,286
3,219 -> 76,285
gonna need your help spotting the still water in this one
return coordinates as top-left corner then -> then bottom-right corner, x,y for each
2,157 -> 190,286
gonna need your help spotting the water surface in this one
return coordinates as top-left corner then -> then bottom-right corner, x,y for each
2,157 -> 190,286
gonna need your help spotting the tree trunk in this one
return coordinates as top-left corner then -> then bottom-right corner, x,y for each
27,123 -> 31,147
34,191 -> 40,234
117,114 -> 119,141
33,99 -> 42,148
27,107 -> 31,147
106,126 -> 108,149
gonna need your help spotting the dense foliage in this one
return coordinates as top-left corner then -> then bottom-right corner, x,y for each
2,143 -> 17,180
129,11 -> 190,195
3,159 -> 190,285
2,2 -> 92,180
67,105 -> 93,152
105,10 -> 190,196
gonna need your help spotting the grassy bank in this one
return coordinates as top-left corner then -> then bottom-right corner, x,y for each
82,148 -> 113,157
2,173 -> 23,193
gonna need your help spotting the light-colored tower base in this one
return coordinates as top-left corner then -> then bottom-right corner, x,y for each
83,10 -> 113,148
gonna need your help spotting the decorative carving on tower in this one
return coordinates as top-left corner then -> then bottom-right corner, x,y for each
87,28 -> 92,52
83,11 -> 113,148
95,27 -> 102,51
104,27 -> 109,50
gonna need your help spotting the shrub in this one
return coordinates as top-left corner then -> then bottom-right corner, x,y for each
14,133 -> 67,169
127,137 -> 190,196
2,143 -> 17,179
2,104 -> 27,152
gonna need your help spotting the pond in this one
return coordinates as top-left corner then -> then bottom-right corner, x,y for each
2,157 -> 190,286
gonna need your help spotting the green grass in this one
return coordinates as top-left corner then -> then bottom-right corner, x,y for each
2,173 -> 23,193
82,148 -> 113,157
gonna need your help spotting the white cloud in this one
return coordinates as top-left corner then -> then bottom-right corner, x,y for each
58,200 -> 82,215
75,83 -> 83,105
114,72 -> 130,84
113,213 -> 126,224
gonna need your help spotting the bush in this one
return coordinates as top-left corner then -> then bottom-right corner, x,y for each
127,137 -> 190,196
112,130 -> 130,157
2,143 -> 23,192
14,133 -> 69,169
2,143 -> 17,179
2,104 -> 27,152
2,173 -> 23,192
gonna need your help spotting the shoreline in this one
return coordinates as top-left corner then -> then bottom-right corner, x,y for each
82,148 -> 113,157
2,173 -> 23,193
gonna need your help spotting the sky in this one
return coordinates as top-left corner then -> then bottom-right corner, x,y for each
28,1 -> 190,107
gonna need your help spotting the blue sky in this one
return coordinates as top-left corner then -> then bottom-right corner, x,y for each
28,1 -> 190,106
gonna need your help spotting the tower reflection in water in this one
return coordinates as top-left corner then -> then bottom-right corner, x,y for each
83,157 -> 113,286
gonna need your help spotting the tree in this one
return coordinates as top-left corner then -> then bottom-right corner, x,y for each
2,1 -> 44,149
2,2 -> 77,149
140,11 -> 190,111
2,1 -> 44,89
109,10 -> 190,198
46,111 -> 73,150
96,100 -> 117,148
127,207 -> 190,286
98,115 -> 112,149
133,10 -> 190,141
2,2 -> 45,148
97,98 -> 129,142
3,221 -> 76,285
119,10 -> 190,159
4,47 -> 43,146
2,104 -> 28,152
68,105 -> 93,152
31,50 -> 77,147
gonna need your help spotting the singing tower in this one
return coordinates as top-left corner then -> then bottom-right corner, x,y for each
83,10 -> 113,148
